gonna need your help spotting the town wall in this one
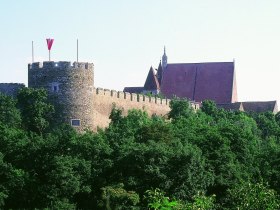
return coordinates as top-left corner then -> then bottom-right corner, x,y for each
92,88 -> 171,129
27,61 -> 199,131
0,83 -> 25,97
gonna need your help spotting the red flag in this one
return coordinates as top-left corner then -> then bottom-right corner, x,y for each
46,38 -> 54,50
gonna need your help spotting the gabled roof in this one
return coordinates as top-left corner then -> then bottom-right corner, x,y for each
123,87 -> 144,93
217,101 -> 279,114
241,101 -> 278,114
160,62 -> 237,103
217,102 -> 244,111
144,66 -> 160,91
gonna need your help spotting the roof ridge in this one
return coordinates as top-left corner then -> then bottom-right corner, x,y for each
168,61 -> 234,65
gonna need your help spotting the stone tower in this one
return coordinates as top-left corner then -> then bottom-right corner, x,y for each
28,61 -> 94,131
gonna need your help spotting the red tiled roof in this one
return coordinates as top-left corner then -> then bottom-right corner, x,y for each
161,62 -> 237,103
144,66 -> 160,91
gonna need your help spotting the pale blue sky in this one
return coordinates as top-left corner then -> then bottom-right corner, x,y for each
1,0 -> 280,102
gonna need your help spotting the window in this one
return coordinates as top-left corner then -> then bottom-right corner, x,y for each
71,119 -> 81,127
51,82 -> 59,92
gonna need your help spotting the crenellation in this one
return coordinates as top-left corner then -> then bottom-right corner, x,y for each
73,62 -> 79,68
31,62 -> 41,69
131,93 -> 137,101
58,61 -> 71,68
87,63 -> 94,69
29,61 -> 93,71
77,62 -> 85,68
138,94 -> 143,102
117,91 -> 124,99
150,96 -> 155,103
43,61 -> 55,68
166,99 -> 171,105
96,88 -> 104,95
28,60 -> 95,132
111,90 -> 117,97
104,89 -> 111,96
27,60 -> 174,131
124,92 -> 130,99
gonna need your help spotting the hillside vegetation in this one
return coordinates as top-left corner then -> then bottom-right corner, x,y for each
1,88 -> 280,209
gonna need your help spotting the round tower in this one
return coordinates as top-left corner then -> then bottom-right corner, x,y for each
28,61 -> 94,131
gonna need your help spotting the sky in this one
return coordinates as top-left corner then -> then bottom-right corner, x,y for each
0,0 -> 280,103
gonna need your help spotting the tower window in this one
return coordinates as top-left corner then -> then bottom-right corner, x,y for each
51,82 -> 59,92
71,119 -> 81,127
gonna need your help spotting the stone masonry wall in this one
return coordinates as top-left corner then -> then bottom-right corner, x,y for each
0,83 -> 25,97
92,88 -> 171,130
28,61 -> 95,132
28,61 -> 199,132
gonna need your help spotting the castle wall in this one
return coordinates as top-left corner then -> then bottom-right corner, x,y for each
92,88 -> 171,129
27,61 -> 199,132
0,83 -> 25,97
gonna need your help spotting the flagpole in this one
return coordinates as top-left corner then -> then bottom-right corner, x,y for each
49,50 -> 50,61
32,41 -> 34,63
77,39 -> 79,62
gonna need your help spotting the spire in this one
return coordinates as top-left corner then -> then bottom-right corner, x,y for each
162,46 -> 168,70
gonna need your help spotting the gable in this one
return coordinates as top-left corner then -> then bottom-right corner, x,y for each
144,67 -> 160,90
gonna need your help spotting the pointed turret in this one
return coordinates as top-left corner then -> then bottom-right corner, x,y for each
162,46 -> 168,70
143,66 -> 160,95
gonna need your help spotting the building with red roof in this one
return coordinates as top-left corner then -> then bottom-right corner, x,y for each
124,47 -> 237,104
123,47 -> 278,113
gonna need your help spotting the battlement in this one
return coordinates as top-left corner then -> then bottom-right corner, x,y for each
94,87 -> 171,106
28,61 -> 94,71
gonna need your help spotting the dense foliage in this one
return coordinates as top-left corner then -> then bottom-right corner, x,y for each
1,89 -> 280,209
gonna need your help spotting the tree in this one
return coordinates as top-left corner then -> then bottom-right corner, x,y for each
227,182 -> 280,210
0,152 -> 26,208
17,88 -> 54,134
0,93 -> 21,128
168,98 -> 194,120
144,188 -> 178,210
100,183 -> 140,210
186,192 -> 216,210
258,137 -> 280,194
254,112 -> 280,138
201,100 -> 218,117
